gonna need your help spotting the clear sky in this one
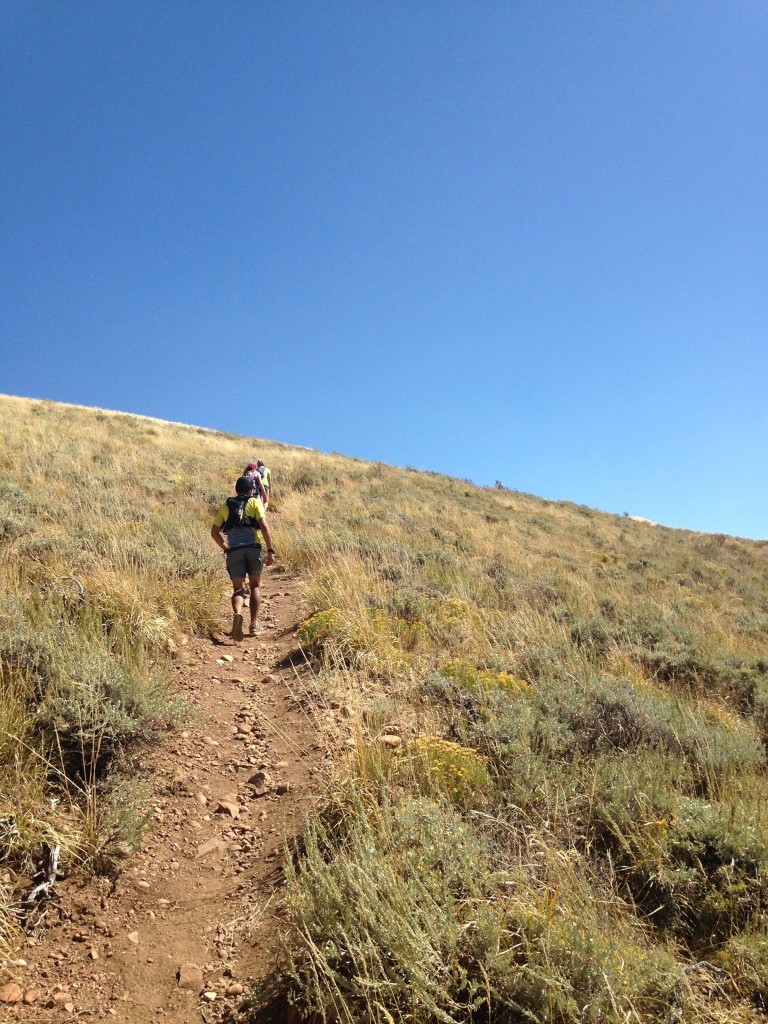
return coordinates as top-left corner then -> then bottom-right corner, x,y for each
2,3 -> 766,539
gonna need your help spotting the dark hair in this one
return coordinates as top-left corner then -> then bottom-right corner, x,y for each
235,475 -> 255,495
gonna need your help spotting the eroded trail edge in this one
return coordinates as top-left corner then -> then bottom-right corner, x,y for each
6,569 -> 322,1023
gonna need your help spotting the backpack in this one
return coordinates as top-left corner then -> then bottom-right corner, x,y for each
223,496 -> 258,533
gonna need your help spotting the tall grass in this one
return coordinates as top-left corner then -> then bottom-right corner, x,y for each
0,396 -> 289,946
4,395 -> 768,1021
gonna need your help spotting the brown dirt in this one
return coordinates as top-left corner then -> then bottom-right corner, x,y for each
2,567 -> 323,1023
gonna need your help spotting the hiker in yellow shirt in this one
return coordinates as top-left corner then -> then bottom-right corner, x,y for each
243,461 -> 268,505
257,460 -> 272,509
210,476 -> 275,640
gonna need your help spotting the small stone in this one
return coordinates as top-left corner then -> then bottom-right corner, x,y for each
216,801 -> 240,818
222,655 -> 234,664
246,771 -> 270,796
236,723 -> 252,735
90,948 -> 100,960
157,899 -> 171,908
136,880 -> 151,891
262,674 -> 277,684
274,760 -> 289,769
178,963 -> 204,993
202,991 -> 217,1002
64,1002 -> 75,1013
127,931 -> 140,944
275,783 -> 291,796
196,837 -> 221,858
225,982 -> 244,997
51,991 -> 73,1006
23,989 -> 40,1005
231,677 -> 245,685
378,734 -> 402,749
203,736 -> 220,747
193,792 -> 208,806
0,983 -> 22,1004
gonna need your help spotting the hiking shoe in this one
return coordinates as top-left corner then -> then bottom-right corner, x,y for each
232,613 -> 244,642
248,621 -> 263,636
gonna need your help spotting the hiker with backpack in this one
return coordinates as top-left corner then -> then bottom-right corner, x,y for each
256,460 -> 272,509
210,475 -> 275,640
242,462 -> 268,505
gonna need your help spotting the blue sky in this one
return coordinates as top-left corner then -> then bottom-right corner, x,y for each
2,2 -> 766,539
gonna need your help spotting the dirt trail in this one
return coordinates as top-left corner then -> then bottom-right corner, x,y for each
4,567 -> 322,1022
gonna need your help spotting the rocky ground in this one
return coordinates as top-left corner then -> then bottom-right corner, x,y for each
1,566 -> 325,1023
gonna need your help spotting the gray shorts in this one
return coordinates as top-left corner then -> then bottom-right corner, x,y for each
226,545 -> 263,580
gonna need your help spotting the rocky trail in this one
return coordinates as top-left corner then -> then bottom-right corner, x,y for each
2,568 -> 324,1023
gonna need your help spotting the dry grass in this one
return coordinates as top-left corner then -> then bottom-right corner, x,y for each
3,395 -> 768,1021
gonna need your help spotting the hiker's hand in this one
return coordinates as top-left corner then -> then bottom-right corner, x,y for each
265,551 -> 275,567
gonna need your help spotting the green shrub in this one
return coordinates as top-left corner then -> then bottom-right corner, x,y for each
592,755 -> 768,942
0,595 -> 183,783
285,788 -> 685,1023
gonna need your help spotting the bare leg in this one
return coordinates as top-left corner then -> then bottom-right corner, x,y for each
248,573 -> 261,633
231,579 -> 246,641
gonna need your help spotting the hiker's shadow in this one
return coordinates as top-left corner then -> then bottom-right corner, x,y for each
277,648 -> 309,670
209,635 -> 234,647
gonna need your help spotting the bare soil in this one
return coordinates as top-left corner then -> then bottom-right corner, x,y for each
3,567 -> 322,1023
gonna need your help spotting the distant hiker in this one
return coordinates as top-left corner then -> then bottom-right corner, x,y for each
211,475 -> 275,640
257,460 -> 272,509
243,462 -> 268,505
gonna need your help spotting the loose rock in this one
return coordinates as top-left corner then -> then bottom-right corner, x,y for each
0,983 -> 22,1004
215,800 -> 240,818
196,837 -> 221,858
378,734 -> 402,749
246,770 -> 270,796
178,963 -> 204,993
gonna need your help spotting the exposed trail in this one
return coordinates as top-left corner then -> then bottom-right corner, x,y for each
5,567 -> 323,1022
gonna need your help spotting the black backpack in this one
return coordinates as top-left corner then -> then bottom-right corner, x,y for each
223,496 -> 258,533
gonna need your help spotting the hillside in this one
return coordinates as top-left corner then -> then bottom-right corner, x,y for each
2,394 -> 768,1023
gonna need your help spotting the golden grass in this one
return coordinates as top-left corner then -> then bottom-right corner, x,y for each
3,395 -> 768,1021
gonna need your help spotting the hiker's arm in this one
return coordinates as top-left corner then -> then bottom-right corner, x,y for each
210,525 -> 228,552
258,519 -> 275,566
257,477 -> 267,502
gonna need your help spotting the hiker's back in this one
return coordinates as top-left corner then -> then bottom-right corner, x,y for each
223,495 -> 261,549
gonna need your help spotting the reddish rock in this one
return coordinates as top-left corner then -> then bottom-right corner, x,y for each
0,983 -> 22,1004
196,837 -> 221,858
178,963 -> 204,993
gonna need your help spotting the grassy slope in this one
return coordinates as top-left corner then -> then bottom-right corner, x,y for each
2,395 -> 768,1022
